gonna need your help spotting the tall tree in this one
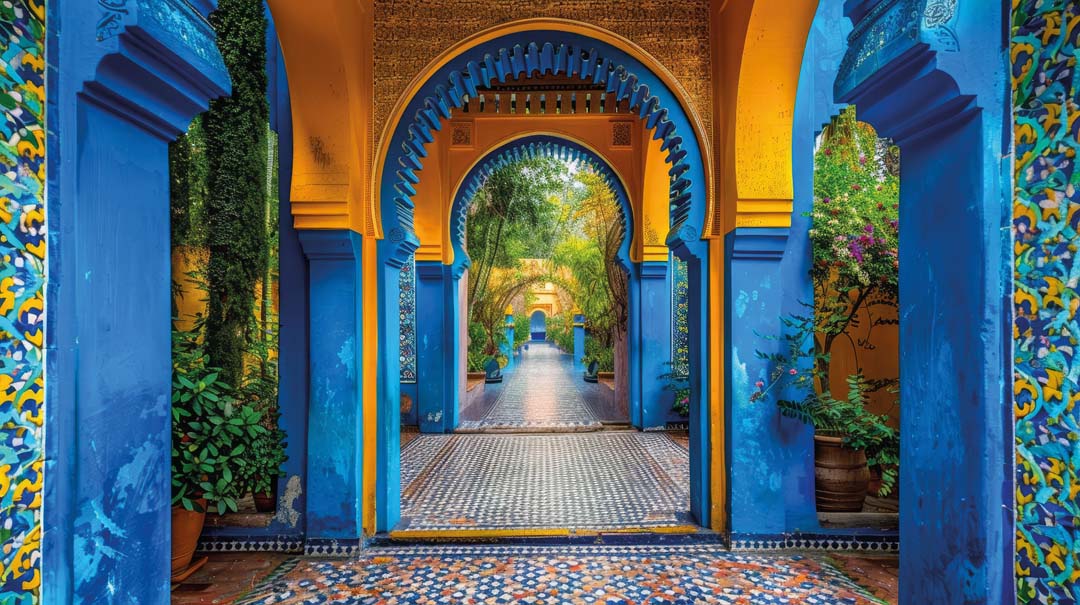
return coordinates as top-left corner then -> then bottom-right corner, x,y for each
203,0 -> 269,386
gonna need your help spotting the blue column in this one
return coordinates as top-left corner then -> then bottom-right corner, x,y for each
726,229 -> 791,536
299,231 -> 364,549
503,307 -> 516,371
573,309 -> 586,370
415,261 -> 458,433
46,2 -> 229,602
627,269 -> 643,425
638,262 -> 673,429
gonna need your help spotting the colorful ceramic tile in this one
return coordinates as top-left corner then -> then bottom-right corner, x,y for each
0,2 -> 45,603
458,343 -> 602,431
1012,2 -> 1080,602
235,545 -> 888,605
398,432 -> 689,532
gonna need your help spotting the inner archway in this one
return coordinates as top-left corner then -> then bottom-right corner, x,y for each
374,24 -> 714,533
529,309 -> 547,341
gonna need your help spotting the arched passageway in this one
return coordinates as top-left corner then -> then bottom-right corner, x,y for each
529,310 -> 546,341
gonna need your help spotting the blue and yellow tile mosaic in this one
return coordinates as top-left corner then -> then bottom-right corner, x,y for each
0,1 -> 45,603
1012,2 -> 1080,602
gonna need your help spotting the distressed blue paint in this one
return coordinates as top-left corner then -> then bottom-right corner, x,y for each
45,1 -> 228,602
726,234 -> 789,535
415,261 -> 459,433
299,231 -> 364,542
835,1 -> 1012,602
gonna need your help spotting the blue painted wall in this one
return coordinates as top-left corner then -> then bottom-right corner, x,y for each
299,231 -> 364,544
45,1 -> 229,602
836,1 -> 1012,602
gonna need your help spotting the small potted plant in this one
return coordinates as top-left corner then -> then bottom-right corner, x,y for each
753,320 -> 898,512
659,361 -> 690,416
246,411 -> 288,512
171,325 -> 266,581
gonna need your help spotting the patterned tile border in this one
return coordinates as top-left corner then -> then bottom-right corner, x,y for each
197,535 -> 304,554
303,538 -> 365,557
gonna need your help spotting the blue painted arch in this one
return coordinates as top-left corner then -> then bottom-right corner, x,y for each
378,30 -> 712,266
529,310 -> 547,341
375,26 -> 713,532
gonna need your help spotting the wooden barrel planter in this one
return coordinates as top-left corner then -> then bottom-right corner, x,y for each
813,434 -> 870,512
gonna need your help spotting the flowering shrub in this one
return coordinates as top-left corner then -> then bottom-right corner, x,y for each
807,107 -> 900,391
752,107 -> 901,497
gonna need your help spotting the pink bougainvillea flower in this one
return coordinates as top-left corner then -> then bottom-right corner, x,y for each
754,380 -> 765,389
788,368 -> 797,375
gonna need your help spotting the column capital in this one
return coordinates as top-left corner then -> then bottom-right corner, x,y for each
730,227 -> 789,261
298,229 -> 362,261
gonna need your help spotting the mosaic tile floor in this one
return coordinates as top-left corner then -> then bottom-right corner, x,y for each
234,545 -> 891,604
398,432 -> 690,531
458,343 -> 603,432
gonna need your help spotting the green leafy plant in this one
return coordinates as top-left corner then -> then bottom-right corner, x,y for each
171,323 -> 266,514
659,361 -> 690,416
753,319 -> 899,496
583,334 -> 614,372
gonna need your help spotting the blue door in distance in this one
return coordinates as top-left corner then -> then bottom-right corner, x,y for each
530,310 -> 546,341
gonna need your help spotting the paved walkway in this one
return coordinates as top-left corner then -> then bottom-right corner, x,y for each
398,432 -> 690,532
459,342 -> 603,432
230,545 -> 892,605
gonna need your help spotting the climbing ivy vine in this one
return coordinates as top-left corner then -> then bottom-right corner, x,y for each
203,0 -> 269,387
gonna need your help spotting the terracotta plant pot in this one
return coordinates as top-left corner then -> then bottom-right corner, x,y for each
253,488 -> 276,513
171,500 -> 207,580
813,434 -> 870,512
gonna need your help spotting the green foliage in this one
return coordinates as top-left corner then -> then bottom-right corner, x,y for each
170,116 -> 210,247
660,361 -> 690,416
810,106 -> 900,389
752,107 -> 901,497
513,313 -> 531,349
583,334 -> 614,372
204,0 -> 270,387
171,322 -> 266,514
552,170 -> 628,348
546,312 -> 575,352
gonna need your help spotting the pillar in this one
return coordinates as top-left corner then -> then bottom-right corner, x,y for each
415,261 -> 459,433
573,309 -> 586,370
503,305 -> 516,371
299,231 -> 365,551
637,262 -> 672,429
46,2 -> 229,601
726,229 -> 790,536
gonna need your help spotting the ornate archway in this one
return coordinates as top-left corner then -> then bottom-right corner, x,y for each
374,24 -> 713,532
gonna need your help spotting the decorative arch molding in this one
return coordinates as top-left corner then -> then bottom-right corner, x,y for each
448,134 -> 634,278
376,23 -> 713,267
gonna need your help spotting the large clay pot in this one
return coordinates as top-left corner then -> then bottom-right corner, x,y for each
171,500 -> 207,580
814,434 -> 870,512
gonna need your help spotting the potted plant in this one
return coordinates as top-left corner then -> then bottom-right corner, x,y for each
171,325 -> 266,581
659,361 -> 690,417
237,333 -> 287,513
753,326 -> 899,511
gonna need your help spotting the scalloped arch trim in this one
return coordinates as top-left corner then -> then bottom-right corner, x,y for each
387,41 -> 695,264
449,136 -> 633,272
